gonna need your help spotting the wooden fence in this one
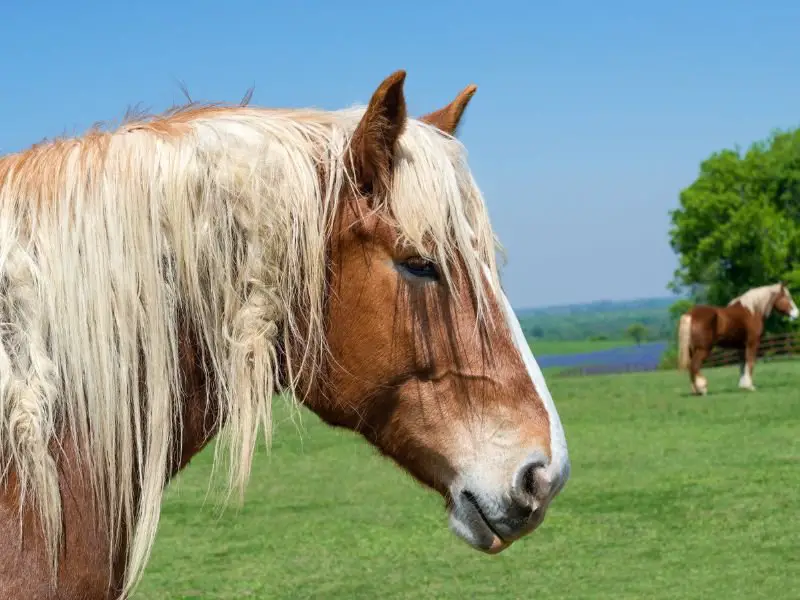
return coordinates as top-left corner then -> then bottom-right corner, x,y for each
702,331 -> 800,368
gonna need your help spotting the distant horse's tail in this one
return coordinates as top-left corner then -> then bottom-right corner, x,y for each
677,313 -> 693,370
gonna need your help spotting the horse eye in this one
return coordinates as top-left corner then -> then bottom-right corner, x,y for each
398,257 -> 439,281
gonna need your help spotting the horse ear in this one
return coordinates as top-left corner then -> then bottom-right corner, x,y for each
420,84 -> 478,136
349,70 -> 408,196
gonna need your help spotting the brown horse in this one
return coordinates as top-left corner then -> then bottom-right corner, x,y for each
677,282 -> 799,395
0,71 -> 570,599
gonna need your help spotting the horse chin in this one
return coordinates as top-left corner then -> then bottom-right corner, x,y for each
479,537 -> 512,555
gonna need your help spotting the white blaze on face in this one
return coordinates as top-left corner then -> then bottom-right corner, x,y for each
789,298 -> 799,320
484,266 -> 571,496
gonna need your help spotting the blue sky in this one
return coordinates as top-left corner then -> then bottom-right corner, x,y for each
3,1 -> 800,308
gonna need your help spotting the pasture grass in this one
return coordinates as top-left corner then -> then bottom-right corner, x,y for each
528,338 -> 638,356
138,361 -> 800,599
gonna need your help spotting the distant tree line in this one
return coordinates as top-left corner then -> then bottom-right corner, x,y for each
518,298 -> 674,342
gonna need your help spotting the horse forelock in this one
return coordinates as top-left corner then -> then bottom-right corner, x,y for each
0,101 -> 498,596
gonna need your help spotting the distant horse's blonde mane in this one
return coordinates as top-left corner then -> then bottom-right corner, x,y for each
728,282 -> 784,316
0,102 -> 500,597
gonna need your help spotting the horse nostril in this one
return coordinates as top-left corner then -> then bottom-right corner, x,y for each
514,456 -> 549,502
522,464 -> 539,497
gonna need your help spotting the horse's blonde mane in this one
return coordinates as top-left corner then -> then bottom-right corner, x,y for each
0,101 -> 500,597
728,282 -> 783,316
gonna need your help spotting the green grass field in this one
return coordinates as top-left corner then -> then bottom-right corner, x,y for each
528,338 -> 636,356
138,361 -> 800,599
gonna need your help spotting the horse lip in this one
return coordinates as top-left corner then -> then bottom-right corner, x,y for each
461,490 -> 507,543
448,489 -> 513,554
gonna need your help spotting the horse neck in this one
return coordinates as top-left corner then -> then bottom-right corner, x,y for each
731,286 -> 778,320
170,320 -> 222,476
753,288 -> 779,319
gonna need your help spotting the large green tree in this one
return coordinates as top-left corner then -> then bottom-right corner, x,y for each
668,127 -> 800,331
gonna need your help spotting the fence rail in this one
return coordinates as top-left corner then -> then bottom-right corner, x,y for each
703,331 -> 800,368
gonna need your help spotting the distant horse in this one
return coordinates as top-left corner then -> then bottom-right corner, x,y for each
677,282 -> 799,395
0,71 -> 570,599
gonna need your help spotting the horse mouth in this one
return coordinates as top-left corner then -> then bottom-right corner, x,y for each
464,491 -> 513,553
448,490 -> 513,555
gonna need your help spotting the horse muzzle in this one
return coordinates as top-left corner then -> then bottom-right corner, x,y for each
447,452 -> 563,553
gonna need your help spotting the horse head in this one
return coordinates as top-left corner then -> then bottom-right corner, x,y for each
774,282 -> 799,320
294,71 -> 570,554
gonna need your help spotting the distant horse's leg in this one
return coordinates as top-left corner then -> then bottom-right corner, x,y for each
690,346 -> 710,395
739,340 -> 759,391
738,348 -> 746,382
